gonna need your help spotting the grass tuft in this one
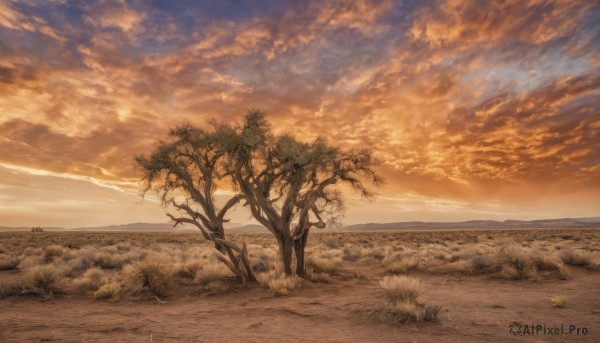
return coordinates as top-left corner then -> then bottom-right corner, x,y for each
94,282 -> 120,300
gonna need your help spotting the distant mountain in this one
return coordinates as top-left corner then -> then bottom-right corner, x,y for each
72,221 -> 250,232
0,222 -> 269,232
343,217 -> 600,231
1,217 -> 598,233
0,226 -> 65,232
73,222 -> 189,231
227,224 -> 268,233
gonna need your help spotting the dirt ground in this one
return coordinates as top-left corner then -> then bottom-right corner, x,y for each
1,258 -> 598,342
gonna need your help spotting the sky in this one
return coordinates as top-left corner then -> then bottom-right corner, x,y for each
0,0 -> 599,228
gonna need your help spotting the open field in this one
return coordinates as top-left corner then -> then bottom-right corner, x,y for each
1,229 -> 599,342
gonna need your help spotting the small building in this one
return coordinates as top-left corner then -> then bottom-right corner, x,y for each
31,227 -> 44,232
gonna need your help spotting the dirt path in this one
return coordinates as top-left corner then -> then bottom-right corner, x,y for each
1,265 -> 598,343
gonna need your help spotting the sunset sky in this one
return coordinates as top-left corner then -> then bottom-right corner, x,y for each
1,0 -> 599,228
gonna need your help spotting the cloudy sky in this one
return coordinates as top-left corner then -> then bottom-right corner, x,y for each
1,0 -> 599,228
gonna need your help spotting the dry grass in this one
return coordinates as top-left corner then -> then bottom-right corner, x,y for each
43,245 -> 65,263
73,267 -> 105,291
382,253 -> 417,274
123,255 -> 173,296
21,265 -> 62,295
380,276 -> 423,304
194,260 -> 234,284
559,249 -> 590,267
175,259 -> 204,279
257,268 -> 302,295
0,229 -> 597,302
306,255 -> 342,275
0,255 -> 20,270
94,282 -> 120,300
551,296 -> 567,308
203,280 -> 232,295
376,275 -> 440,324
0,282 -> 23,299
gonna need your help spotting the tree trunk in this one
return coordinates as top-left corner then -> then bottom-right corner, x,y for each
279,239 -> 294,276
216,243 -> 257,284
293,230 -> 309,278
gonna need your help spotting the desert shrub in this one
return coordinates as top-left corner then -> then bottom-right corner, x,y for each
471,253 -> 499,274
376,302 -> 441,324
175,259 -> 204,278
257,269 -> 302,295
379,276 -> 422,304
204,280 -> 232,295
17,255 -> 44,271
123,256 -> 173,296
587,254 -> 600,271
194,261 -> 234,284
375,275 -> 440,324
429,260 -> 472,274
75,246 -> 147,270
533,255 -> 569,279
94,282 -> 120,300
559,250 -> 590,267
0,255 -> 21,270
496,265 -> 520,280
382,253 -> 416,274
451,246 -> 481,261
342,245 -> 362,261
116,242 -> 132,252
60,255 -> 95,277
74,267 -> 105,291
44,245 -> 65,262
366,249 -> 386,261
551,296 -> 567,308
21,265 -> 62,295
306,255 -> 342,275
22,246 -> 43,256
0,282 -> 23,299
493,245 -> 537,280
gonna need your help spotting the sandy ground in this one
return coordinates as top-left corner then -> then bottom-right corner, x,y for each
1,260 -> 598,343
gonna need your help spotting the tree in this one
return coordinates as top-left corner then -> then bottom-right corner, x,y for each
136,110 -> 382,280
216,110 -> 383,276
134,124 -> 257,284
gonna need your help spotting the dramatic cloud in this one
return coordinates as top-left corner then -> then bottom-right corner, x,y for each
0,0 -> 598,227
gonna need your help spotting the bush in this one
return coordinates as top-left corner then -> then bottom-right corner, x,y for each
94,282 -> 120,300
204,281 -> 232,295
44,245 -> 65,263
175,259 -> 204,279
0,255 -> 20,270
494,245 -> 537,280
194,261 -> 234,284
551,296 -> 567,308
382,253 -> 416,274
257,269 -> 302,295
559,250 -> 590,267
21,265 -> 61,295
471,254 -> 499,274
379,276 -> 422,304
376,302 -> 441,324
0,282 -> 23,299
375,275 -> 440,324
533,255 -> 569,279
342,245 -> 362,261
74,267 -> 105,291
124,257 -> 173,296
306,255 -> 342,275
497,245 -> 529,272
